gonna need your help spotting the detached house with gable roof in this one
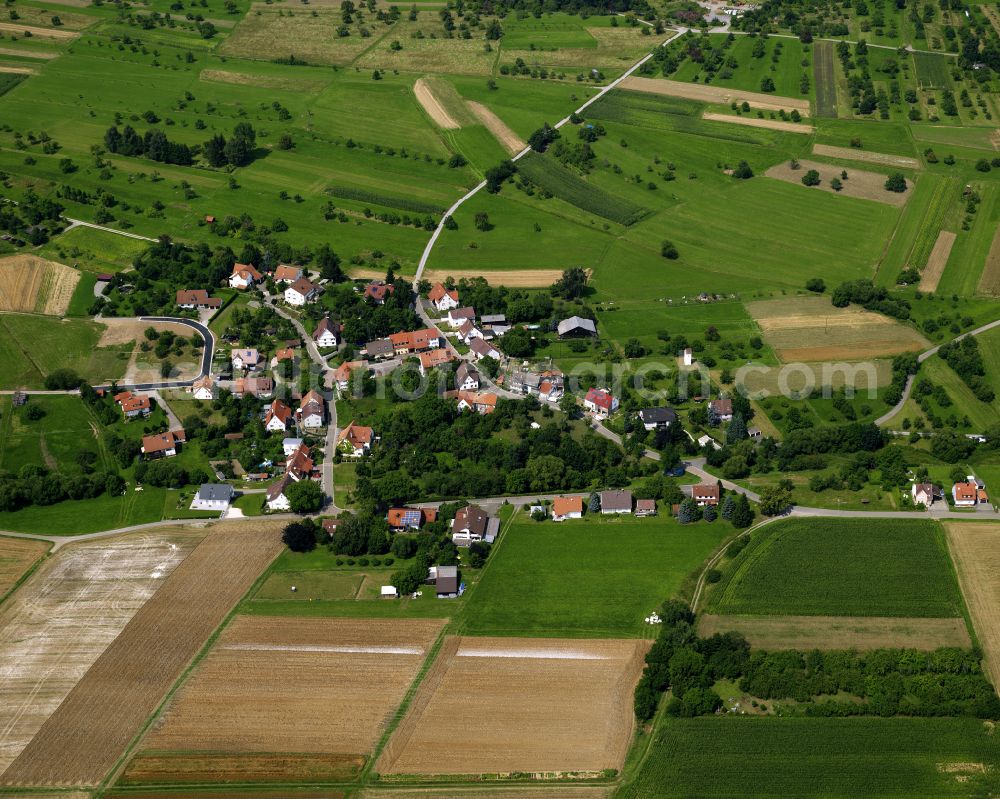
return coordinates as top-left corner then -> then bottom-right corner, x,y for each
451,505 -> 499,546
285,277 -> 320,306
264,399 -> 293,433
584,388 -> 618,418
313,317 -> 340,349
274,264 -> 303,284
337,420 -> 375,457
297,390 -> 325,429
428,282 -> 460,311
229,262 -> 262,289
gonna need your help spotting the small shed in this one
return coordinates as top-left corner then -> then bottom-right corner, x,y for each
381,585 -> 398,599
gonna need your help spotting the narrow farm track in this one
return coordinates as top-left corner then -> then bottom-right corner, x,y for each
413,26 -> 689,283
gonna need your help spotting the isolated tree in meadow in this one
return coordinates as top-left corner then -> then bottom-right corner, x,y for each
830,177 -> 843,191
801,169 -> 821,186
661,240 -> 679,260
885,172 -> 907,192
474,211 -> 491,231
805,277 -> 825,293
732,160 -> 754,179
759,76 -> 775,92
223,135 -> 252,168
551,266 -> 588,299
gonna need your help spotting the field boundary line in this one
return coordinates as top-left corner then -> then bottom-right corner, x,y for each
96,537 -> 284,792
0,539 -> 51,609
691,516 -> 779,613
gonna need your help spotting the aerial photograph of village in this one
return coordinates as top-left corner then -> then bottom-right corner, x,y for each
2,0 -> 1000,792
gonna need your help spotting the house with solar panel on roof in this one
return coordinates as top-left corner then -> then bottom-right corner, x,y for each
387,506 -> 437,532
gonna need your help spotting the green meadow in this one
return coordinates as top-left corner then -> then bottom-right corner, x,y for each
458,513 -> 730,638
707,517 -> 965,618
619,717 -> 1000,798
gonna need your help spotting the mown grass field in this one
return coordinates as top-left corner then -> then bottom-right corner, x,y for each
0,313 -> 130,389
707,517 -> 965,618
618,717 -> 1000,798
37,225 -> 148,274
459,514 -> 730,637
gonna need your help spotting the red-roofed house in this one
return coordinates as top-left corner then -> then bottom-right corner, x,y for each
389,328 -> 441,355
334,360 -> 364,391
337,420 -> 375,457
953,481 -> 979,506
115,391 -> 152,419
692,484 -> 720,506
364,281 -> 395,304
428,282 -> 460,311
419,348 -> 455,374
313,317 -> 339,349
583,388 -> 617,418
552,495 -> 583,521
141,430 -> 185,459
229,262 -> 262,289
274,264 -> 303,284
264,399 -> 293,432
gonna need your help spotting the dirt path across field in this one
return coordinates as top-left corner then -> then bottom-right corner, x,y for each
620,75 -> 811,114
813,143 -> 920,169
698,614 -> 971,650
703,111 -> 813,134
765,158 -> 910,207
414,78 -> 459,129
467,101 -> 526,154
918,230 -> 957,292
945,523 -> 1000,689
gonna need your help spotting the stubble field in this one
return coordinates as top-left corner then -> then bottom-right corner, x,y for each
0,532 -> 202,777
377,636 -> 649,776
697,613 -> 971,651
0,537 -> 49,601
746,296 -> 929,362
764,160 -> 910,207
945,522 -> 1000,688
619,75 -> 810,114
1,521 -> 284,788
126,616 -> 445,784
0,255 -> 81,315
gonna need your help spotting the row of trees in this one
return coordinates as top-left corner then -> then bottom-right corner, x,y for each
635,599 -> 1000,721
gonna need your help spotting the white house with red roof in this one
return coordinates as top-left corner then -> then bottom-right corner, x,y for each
584,388 -> 618,418
229,262 -> 262,289
428,282 -> 460,311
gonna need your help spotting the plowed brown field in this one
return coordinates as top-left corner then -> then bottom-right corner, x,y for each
378,637 -> 649,776
131,616 -> 444,780
946,523 -> 1000,688
620,76 -> 810,114
1,521 -> 283,788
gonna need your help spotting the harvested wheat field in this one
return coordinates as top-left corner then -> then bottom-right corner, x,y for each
414,77 -> 460,129
350,267 -> 574,288
378,637 -> 649,777
703,112 -> 813,134
200,68 -> 330,93
765,159 -> 910,206
812,143 -> 920,169
0,255 -> 80,315
0,47 -> 58,59
0,22 -> 77,39
918,230 -> 957,291
0,537 -> 49,601
977,225 -> 1000,296
468,101 -> 526,154
747,296 -> 929,362
620,76 -> 810,114
698,614 -> 970,651
107,792 -> 343,799
129,616 -> 444,783
1,521 -> 283,788
0,532 -> 202,778
946,523 -> 1000,687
